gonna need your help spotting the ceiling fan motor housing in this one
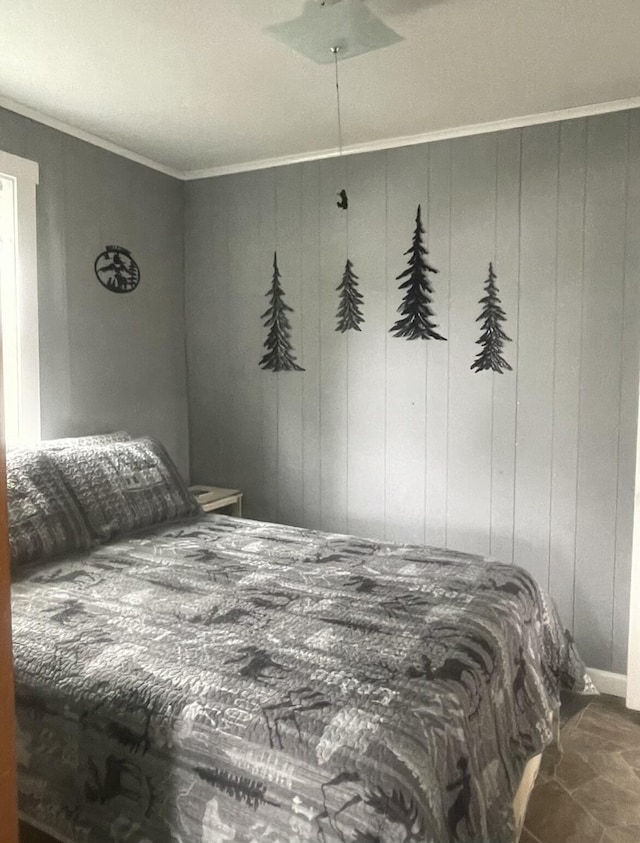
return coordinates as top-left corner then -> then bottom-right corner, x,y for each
267,0 -> 403,64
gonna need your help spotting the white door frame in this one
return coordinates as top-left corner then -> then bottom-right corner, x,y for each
627,382 -> 640,709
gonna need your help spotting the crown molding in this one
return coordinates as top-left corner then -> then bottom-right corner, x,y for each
2,94 -> 640,183
0,95 -> 183,179
184,96 -> 640,181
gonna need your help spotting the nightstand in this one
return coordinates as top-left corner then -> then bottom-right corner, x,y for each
190,485 -> 243,517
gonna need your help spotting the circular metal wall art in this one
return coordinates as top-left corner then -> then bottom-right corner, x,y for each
94,245 -> 140,294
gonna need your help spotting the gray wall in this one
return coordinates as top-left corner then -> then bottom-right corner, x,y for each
185,110 -> 640,672
0,108 -> 189,475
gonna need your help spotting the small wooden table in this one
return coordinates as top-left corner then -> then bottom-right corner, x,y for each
190,485 -> 243,517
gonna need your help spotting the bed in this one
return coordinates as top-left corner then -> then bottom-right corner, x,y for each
8,435 -> 594,843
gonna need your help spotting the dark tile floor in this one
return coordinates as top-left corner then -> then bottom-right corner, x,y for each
523,693 -> 640,843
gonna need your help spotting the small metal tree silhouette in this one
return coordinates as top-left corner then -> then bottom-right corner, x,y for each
259,252 -> 304,372
336,259 -> 364,332
470,262 -> 512,373
390,204 -> 446,341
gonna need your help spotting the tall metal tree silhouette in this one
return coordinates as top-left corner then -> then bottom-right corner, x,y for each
470,262 -> 512,373
259,252 -> 304,372
336,259 -> 364,332
390,204 -> 446,341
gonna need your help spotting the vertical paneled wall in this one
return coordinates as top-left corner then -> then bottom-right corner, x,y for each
185,111 -> 640,672
0,107 -> 190,475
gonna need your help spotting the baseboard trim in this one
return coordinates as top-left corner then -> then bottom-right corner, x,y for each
587,668 -> 627,698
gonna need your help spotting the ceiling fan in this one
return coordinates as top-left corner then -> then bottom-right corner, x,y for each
265,0 -> 404,64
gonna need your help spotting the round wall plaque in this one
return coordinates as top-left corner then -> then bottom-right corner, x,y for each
94,245 -> 140,294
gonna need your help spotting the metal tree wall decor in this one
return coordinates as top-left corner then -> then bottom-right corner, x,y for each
390,205 -> 446,341
336,258 -> 364,332
259,252 -> 305,372
94,245 -> 140,293
470,262 -> 512,373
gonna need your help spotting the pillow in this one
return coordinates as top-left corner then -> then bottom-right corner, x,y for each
7,449 -> 93,567
48,436 -> 200,541
37,431 -> 132,451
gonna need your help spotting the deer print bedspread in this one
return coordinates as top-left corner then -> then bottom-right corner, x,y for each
11,514 -> 594,843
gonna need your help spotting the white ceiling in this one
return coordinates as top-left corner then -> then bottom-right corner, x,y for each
0,0 -> 639,176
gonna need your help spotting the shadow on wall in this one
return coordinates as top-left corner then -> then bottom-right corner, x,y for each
573,581 -> 616,672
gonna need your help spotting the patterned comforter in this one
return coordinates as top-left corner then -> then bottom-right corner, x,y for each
11,515 -> 594,843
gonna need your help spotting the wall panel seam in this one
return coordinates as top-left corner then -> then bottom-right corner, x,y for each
510,130 -> 524,565
612,113 -> 632,652
572,121 -> 590,634
548,124 -> 562,594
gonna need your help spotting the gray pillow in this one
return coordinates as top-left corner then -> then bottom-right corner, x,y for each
37,431 -> 132,451
48,436 -> 200,542
7,449 -> 93,567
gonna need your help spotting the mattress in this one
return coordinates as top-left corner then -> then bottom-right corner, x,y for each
11,514 -> 593,843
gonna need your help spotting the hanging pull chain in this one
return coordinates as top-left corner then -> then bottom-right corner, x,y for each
331,45 -> 348,211
331,46 -> 344,157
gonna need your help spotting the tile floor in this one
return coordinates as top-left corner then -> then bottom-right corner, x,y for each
522,693 -> 640,843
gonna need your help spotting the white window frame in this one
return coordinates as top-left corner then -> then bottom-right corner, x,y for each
0,149 -> 40,447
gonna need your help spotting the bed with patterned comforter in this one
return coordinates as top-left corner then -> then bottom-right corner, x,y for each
11,513 -> 594,843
